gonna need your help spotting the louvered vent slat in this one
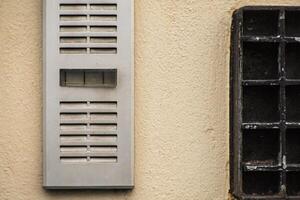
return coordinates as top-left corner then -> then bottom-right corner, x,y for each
59,1 -> 118,54
59,101 -> 118,163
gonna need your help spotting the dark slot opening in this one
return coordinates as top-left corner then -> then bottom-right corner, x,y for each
243,129 -> 279,165
60,3 -> 87,7
286,11 -> 300,36
90,145 -> 117,148
243,171 -> 280,195
287,172 -> 300,196
60,156 -> 86,159
60,47 -> 87,54
90,156 -> 117,159
286,86 -> 300,122
60,36 -> 87,43
90,25 -> 117,32
60,145 -> 87,148
243,86 -> 279,123
243,10 -> 279,36
90,47 -> 117,54
243,42 -> 279,80
286,43 -> 300,79
286,129 -> 300,164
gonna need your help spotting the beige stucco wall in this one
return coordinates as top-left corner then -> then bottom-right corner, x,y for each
0,0 -> 300,199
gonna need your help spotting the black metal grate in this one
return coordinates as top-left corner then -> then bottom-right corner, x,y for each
230,6 -> 300,199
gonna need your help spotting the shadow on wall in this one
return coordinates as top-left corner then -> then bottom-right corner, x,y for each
44,189 -> 132,198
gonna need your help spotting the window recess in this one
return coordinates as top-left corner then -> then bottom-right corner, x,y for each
231,6 -> 300,199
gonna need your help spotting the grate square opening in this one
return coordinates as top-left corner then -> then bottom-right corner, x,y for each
243,129 -> 280,165
286,86 -> 300,122
286,11 -> 300,37
242,86 -> 279,123
287,171 -> 300,196
243,10 -> 279,36
286,43 -> 300,79
286,129 -> 300,164
243,42 -> 279,80
242,171 -> 280,195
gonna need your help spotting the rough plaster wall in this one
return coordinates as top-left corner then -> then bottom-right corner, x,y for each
0,0 -> 300,199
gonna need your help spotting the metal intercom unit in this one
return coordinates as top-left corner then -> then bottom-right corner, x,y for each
231,6 -> 300,199
43,0 -> 133,189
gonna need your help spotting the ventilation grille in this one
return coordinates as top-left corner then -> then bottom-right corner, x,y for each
59,1 -> 117,54
60,101 -> 118,163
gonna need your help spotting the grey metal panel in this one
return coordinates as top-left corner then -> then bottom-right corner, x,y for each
43,0 -> 134,189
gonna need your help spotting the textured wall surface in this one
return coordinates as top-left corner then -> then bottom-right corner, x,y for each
0,0 -> 300,200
